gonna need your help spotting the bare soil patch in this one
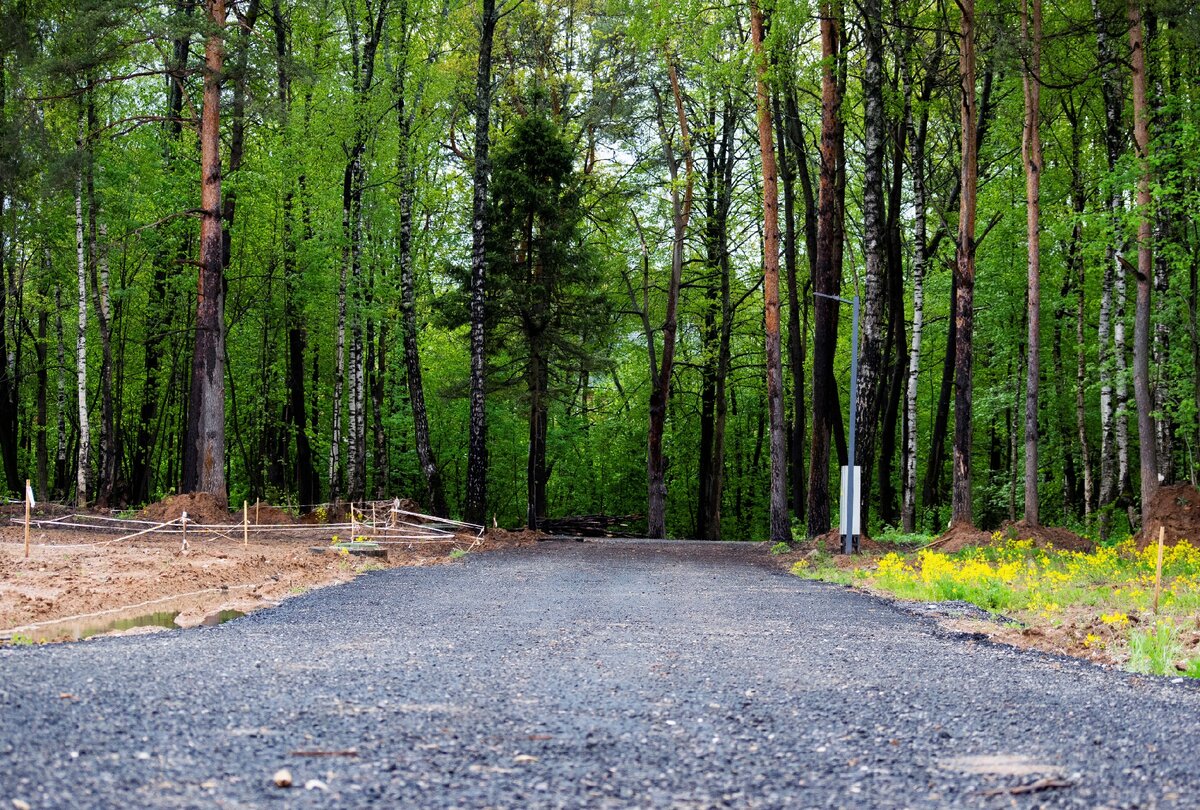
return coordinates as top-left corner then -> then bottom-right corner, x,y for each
1141,483 -> 1200,547
997,521 -> 1093,551
928,523 -> 993,553
237,502 -> 295,525
0,523 -> 526,643
139,492 -> 231,525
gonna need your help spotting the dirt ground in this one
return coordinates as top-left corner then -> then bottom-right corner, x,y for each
0,520 -> 535,643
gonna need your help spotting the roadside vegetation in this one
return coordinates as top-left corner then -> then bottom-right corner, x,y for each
792,535 -> 1200,678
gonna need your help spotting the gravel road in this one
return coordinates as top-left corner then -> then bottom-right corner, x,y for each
2,539 -> 1198,808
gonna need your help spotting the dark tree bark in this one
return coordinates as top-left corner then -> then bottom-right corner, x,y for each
751,0 -> 788,543
464,0 -> 499,524
777,89 -> 809,523
395,6 -> 450,516
182,0 -> 228,501
646,56 -> 694,538
697,99 -> 735,541
854,0 -> 887,535
807,0 -> 844,538
1128,0 -> 1158,525
951,0 -> 978,528
398,129 -> 448,516
1094,0 -> 1127,533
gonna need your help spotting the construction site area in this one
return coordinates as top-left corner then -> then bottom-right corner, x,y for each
0,493 -> 530,644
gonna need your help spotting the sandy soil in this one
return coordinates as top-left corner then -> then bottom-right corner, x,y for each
0,522 -> 534,643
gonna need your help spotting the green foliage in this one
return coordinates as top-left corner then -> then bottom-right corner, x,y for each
1,0 -> 1198,547
873,526 -> 934,547
769,541 -> 791,555
1128,620 -> 1182,677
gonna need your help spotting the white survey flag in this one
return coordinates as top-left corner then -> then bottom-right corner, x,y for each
25,481 -> 35,507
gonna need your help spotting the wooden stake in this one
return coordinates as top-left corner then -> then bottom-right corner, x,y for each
1153,525 -> 1165,614
181,511 -> 189,552
244,500 -> 249,546
255,498 -> 260,526
371,503 -> 377,537
392,498 -> 399,528
24,479 -> 31,559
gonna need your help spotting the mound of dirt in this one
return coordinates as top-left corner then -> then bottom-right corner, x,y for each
1142,483 -> 1200,546
139,492 -> 231,525
238,503 -> 295,526
805,529 -> 886,555
998,521 -> 1093,552
929,523 -> 993,553
485,527 -> 544,546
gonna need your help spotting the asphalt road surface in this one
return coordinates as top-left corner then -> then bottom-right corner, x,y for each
2,540 -> 1198,808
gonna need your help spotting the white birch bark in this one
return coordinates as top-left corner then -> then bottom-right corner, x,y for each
74,116 -> 91,507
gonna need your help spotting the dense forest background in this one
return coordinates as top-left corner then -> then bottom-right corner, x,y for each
0,0 -> 1196,540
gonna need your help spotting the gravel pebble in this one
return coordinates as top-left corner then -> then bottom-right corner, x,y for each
1,539 -> 1198,808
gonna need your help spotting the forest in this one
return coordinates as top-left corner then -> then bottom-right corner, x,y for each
0,0 -> 1195,542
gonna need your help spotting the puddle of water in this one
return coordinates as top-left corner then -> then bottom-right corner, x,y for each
200,609 -> 246,627
4,607 -> 246,645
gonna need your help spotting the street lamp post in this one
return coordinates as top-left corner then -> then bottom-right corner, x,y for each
815,291 -> 860,554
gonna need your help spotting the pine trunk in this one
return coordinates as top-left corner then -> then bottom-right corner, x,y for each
182,0 -> 227,501
751,0 -> 789,543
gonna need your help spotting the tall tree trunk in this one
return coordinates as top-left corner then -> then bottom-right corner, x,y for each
526,339 -> 549,528
698,99 -> 734,540
854,0 -> 886,536
54,285 -> 68,498
902,39 -> 938,533
83,93 -> 117,506
464,0 -> 498,524
1022,0 -> 1042,526
952,0 -> 977,528
0,54 -> 15,495
1128,0 -> 1158,525
1060,98 -> 1094,518
1093,0 -> 1126,533
807,0 -> 844,538
776,91 -> 807,522
751,0 -> 788,543
75,108 -> 92,507
272,0 -> 317,507
35,271 -> 48,502
646,56 -> 694,538
329,191 -> 347,502
182,0 -> 227,501
398,153 -> 448,516
91,222 -> 116,506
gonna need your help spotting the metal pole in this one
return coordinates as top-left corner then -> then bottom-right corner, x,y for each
845,295 -> 860,555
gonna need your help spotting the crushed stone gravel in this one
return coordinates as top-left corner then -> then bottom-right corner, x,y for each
1,539 -> 1198,808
